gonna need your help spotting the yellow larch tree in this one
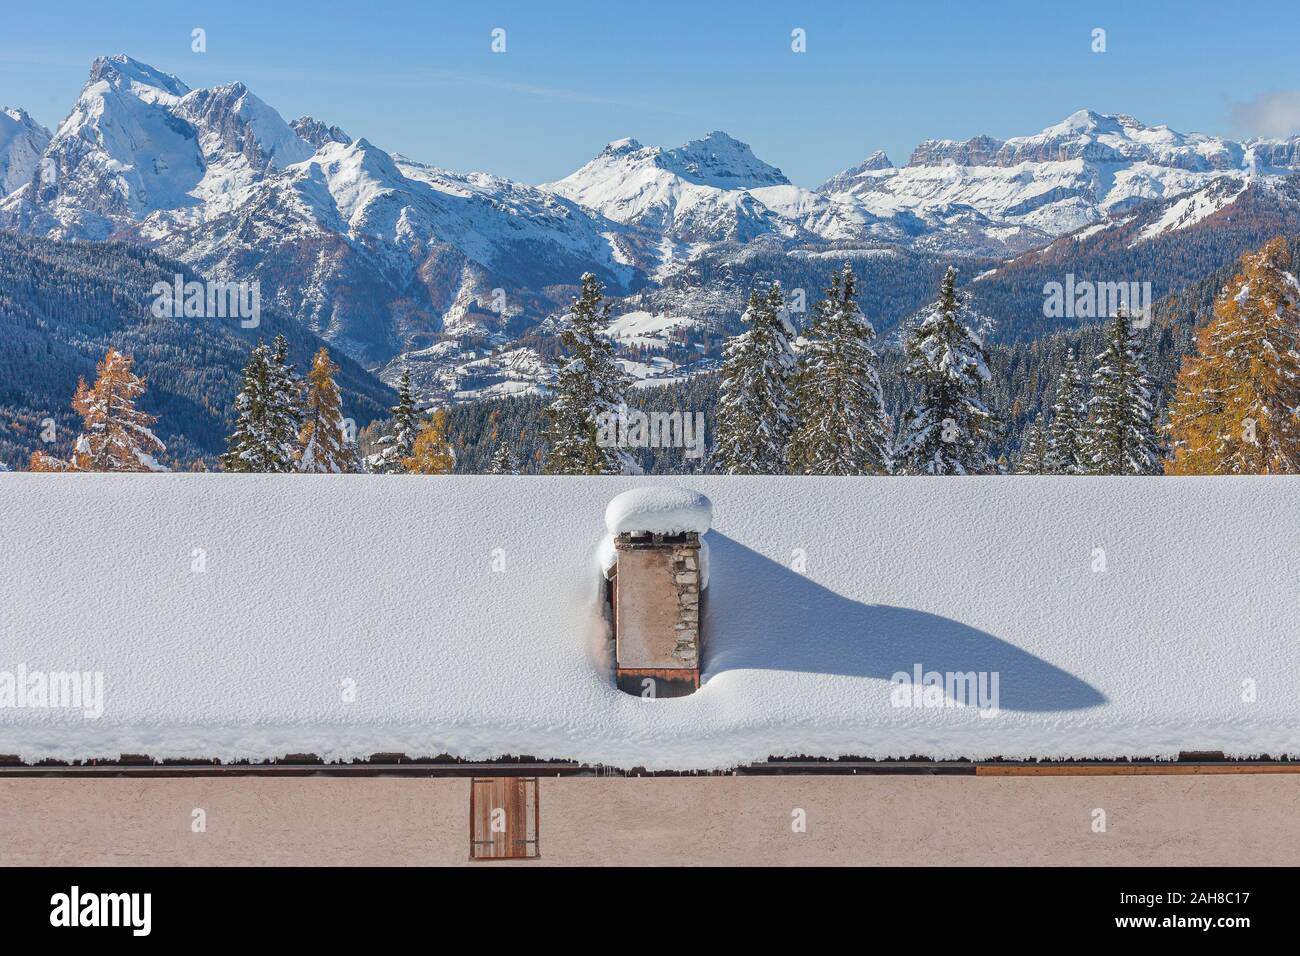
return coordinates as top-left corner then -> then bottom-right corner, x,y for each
295,347 -> 358,473
403,408 -> 456,475
29,348 -> 167,472
1165,238 -> 1300,474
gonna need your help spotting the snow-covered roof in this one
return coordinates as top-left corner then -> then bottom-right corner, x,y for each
1,474 -> 1297,770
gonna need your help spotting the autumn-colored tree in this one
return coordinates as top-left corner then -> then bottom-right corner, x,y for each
1165,238 -> 1300,474
296,347 -> 359,473
32,349 -> 167,472
27,450 -> 67,472
403,408 -> 456,474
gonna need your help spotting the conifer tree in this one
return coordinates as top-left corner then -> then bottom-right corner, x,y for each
543,273 -> 630,475
715,282 -> 796,474
269,334 -> 302,455
30,348 -> 168,472
787,263 -> 891,475
1086,307 -> 1159,475
222,341 -> 300,472
1165,238 -> 1300,474
896,267 -> 996,475
1048,350 -> 1088,474
403,408 -> 456,474
368,368 -> 421,474
487,443 -> 520,475
1015,413 -> 1051,475
296,347 -> 359,473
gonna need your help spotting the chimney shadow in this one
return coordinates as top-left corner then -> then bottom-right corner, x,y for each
702,534 -> 1106,712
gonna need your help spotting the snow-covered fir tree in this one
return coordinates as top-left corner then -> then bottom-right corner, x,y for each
1086,307 -> 1159,475
896,267 -> 997,475
296,347 -> 359,473
269,335 -> 300,429
222,341 -> 301,473
543,273 -> 630,475
787,263 -> 891,475
1015,413 -> 1051,475
714,282 -> 796,474
1165,238 -> 1300,474
1047,349 -> 1088,474
487,443 -> 520,475
30,348 -> 168,472
367,368 -> 420,474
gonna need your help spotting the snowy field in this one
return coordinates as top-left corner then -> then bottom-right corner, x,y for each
1,474 -> 1297,769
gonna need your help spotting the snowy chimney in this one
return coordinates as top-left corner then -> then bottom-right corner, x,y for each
601,487 -> 711,698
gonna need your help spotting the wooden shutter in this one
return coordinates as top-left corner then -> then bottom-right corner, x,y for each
469,777 -> 539,860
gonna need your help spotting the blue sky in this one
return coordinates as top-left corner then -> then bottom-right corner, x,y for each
2,0 -> 1297,186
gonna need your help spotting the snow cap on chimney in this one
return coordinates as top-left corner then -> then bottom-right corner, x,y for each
604,486 -> 712,537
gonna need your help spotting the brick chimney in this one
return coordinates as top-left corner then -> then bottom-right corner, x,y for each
602,488 -> 711,699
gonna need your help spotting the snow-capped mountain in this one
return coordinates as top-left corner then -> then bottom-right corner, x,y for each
0,55 -> 315,238
545,131 -> 892,248
6,55 -> 1300,402
818,110 -> 1300,255
545,131 -> 789,241
548,111 -> 1300,260
289,115 -> 351,149
0,107 -> 50,197
166,135 -> 651,360
1,55 -> 654,365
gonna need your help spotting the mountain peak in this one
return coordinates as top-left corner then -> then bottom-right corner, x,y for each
907,134 -> 1003,167
175,82 -> 314,169
292,116 -> 351,149
815,149 -> 894,194
2,106 -> 41,127
0,105 -> 53,196
88,54 -> 190,98
660,131 -> 789,188
694,130 -> 743,146
602,136 -> 644,154
1060,108 -> 1108,129
324,136 -> 405,183
861,149 -> 894,170
558,130 -> 788,191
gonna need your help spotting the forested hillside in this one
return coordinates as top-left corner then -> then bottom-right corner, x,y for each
969,177 -> 1300,342
0,234 -> 394,468
438,239 -> 1287,474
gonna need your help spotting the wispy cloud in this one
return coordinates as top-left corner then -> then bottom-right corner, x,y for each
397,67 -> 696,117
182,58 -> 696,118
1230,90 -> 1300,139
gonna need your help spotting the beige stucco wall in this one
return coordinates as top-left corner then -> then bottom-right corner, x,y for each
1,774 -> 1296,866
